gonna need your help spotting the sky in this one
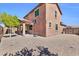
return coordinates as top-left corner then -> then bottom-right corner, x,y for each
0,3 -> 79,26
59,3 -> 79,26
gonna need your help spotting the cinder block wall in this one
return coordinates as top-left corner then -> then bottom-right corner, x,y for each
63,28 -> 79,35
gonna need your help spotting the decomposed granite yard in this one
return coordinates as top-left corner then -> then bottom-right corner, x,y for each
0,34 -> 79,56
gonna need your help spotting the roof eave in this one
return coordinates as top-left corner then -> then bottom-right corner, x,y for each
24,3 -> 62,19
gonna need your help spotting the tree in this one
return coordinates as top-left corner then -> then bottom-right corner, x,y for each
0,12 -> 20,38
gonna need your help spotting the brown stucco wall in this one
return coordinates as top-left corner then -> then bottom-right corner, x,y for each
46,3 -> 62,36
25,4 -> 46,36
24,3 -> 62,37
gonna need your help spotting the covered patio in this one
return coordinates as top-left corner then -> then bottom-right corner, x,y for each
17,19 -> 34,36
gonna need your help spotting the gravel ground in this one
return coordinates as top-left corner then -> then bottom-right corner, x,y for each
0,34 -> 79,56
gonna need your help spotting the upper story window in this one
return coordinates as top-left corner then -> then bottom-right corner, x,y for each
35,9 -> 39,17
32,19 -> 36,24
54,10 -> 57,18
55,11 -> 57,17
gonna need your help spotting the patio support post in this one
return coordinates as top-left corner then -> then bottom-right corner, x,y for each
23,23 -> 25,36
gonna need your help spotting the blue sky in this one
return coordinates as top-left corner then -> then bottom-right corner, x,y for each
0,3 -> 79,26
59,3 -> 79,26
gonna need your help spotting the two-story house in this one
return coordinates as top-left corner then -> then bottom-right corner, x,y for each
21,3 -> 62,37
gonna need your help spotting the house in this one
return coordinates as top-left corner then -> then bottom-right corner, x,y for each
63,26 -> 79,35
61,22 -> 79,35
21,3 -> 62,37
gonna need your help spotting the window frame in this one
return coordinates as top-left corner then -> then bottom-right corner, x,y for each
35,9 -> 39,17
29,25 -> 32,30
55,24 -> 58,31
49,22 -> 51,28
53,10 -> 57,18
32,19 -> 36,24
55,11 -> 57,18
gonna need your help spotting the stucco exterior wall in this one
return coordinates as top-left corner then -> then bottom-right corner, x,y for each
46,3 -> 62,36
25,4 -> 46,36
24,3 -> 62,37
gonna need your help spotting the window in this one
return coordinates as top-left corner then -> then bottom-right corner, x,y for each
54,10 -> 57,18
29,25 -> 32,30
32,19 -> 36,24
49,22 -> 51,27
35,9 -> 39,17
55,11 -> 57,17
55,24 -> 58,30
